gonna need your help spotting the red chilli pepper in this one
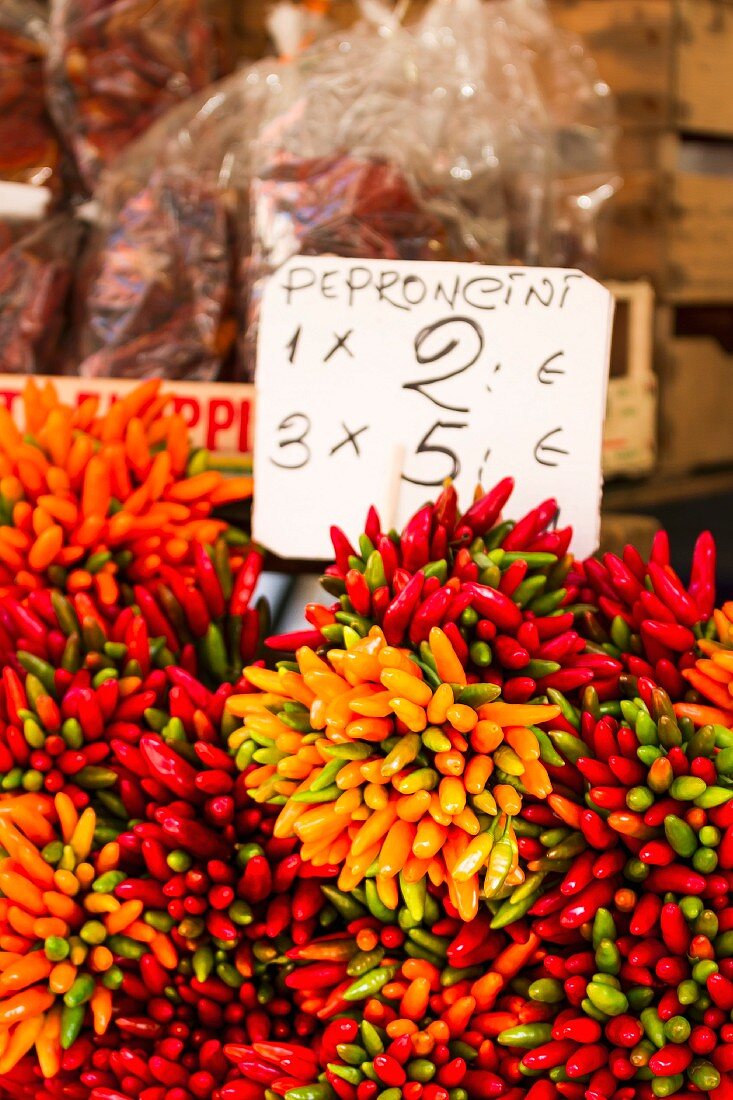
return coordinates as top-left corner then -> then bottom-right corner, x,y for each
232,551 -> 264,616
645,866 -> 706,895
566,1044 -> 607,1079
156,810 -> 228,860
641,619 -> 697,652
630,894 -> 663,937
708,973 -> 733,1011
329,527 -> 356,575
648,1045 -> 693,1076
463,582 -> 522,633
689,530 -> 717,619
382,572 -> 425,645
139,735 -> 200,801
647,562 -> 701,627
462,478 -> 514,535
401,505 -> 433,573
521,1040 -> 576,1072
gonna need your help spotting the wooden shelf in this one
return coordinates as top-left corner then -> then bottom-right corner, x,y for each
605,467 -> 733,510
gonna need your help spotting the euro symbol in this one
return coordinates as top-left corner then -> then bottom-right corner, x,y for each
537,351 -> 565,385
534,427 -> 569,468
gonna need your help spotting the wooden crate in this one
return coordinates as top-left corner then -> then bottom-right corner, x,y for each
603,281 -> 657,479
551,0 -> 674,131
677,0 -> 733,137
656,302 -> 733,474
555,1 -> 733,298
600,136 -> 733,300
599,512 -> 661,556
667,156 -> 733,301
598,168 -> 668,285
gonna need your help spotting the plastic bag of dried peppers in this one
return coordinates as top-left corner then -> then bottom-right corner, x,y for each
0,0 -> 64,196
243,0 -> 550,377
47,0 -> 219,196
69,61 -> 281,381
73,172 -> 232,381
70,2 -> 332,382
0,212 -> 83,373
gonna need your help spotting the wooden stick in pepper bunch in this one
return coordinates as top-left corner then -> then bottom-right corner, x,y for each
267,481 -> 618,706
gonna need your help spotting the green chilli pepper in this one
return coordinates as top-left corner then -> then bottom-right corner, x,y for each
343,966 -> 398,1002
586,981 -> 628,1016
497,1023 -> 553,1049
60,1003 -> 86,1050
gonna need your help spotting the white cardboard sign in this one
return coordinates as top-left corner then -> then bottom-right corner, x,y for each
254,258 -> 614,560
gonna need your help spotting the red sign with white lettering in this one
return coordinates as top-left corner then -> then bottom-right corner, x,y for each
0,377 -> 255,457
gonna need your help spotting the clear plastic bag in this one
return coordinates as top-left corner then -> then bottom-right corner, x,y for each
246,0 -> 618,378
415,0 -> 550,266
47,0 -> 219,195
71,2 -> 328,381
0,212 -> 82,373
71,61 -> 281,380
497,0 -> 620,272
249,6 -> 505,268
245,0 -> 552,375
0,1 -> 64,196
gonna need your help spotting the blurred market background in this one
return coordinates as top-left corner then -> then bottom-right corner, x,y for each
1,0 -> 732,610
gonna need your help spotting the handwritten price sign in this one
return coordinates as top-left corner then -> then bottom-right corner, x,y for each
255,259 -> 614,560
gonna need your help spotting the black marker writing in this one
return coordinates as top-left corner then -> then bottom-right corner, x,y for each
534,427 -> 569,468
270,413 -> 311,470
402,421 -> 467,487
286,326 -> 301,364
478,446 -> 492,483
526,278 -> 556,308
486,363 -> 502,393
324,330 -> 354,363
330,423 -> 368,457
404,317 -> 483,413
559,273 -> 584,309
537,351 -> 565,385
